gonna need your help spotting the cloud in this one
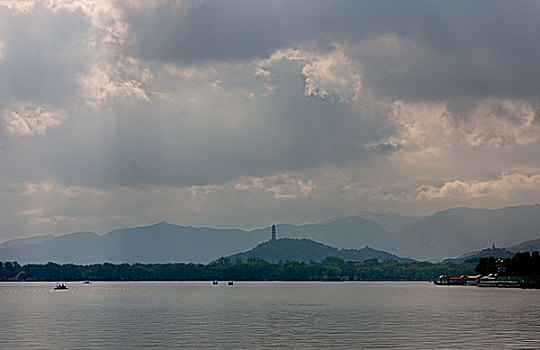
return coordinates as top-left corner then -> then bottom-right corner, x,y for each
1,0 -> 540,239
4,165 -> 540,239
48,0 -> 129,44
379,98 -> 540,166
0,0 -> 37,14
0,4 -> 91,110
79,56 -> 152,103
2,105 -> 67,136
0,45 -> 393,189
234,173 -> 314,200
255,46 -> 365,103
0,168 -> 345,236
340,170 -> 540,208
417,171 -> 540,201
44,1 -> 154,105
122,1 -> 540,102
386,101 -> 452,160
459,98 -> 540,148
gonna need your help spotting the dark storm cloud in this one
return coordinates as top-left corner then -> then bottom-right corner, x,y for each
125,0 -> 540,101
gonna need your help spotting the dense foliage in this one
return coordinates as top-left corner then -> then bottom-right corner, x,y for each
475,251 -> 540,276
0,257 -> 476,282
227,238 -> 411,263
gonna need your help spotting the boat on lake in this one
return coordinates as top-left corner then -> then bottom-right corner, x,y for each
53,283 -> 68,290
433,275 -> 467,285
433,274 -> 522,288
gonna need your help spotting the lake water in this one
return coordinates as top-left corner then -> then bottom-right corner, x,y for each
0,281 -> 538,349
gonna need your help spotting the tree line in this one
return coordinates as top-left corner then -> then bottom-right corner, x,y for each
475,251 -> 540,277
0,257 -> 478,282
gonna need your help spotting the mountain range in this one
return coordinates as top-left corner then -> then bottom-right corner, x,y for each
443,237 -> 540,263
250,205 -> 540,261
0,204 -> 539,263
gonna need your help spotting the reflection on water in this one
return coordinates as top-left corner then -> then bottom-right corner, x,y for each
0,282 -> 538,349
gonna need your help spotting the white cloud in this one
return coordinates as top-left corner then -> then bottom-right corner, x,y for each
257,46 -> 364,103
382,100 -> 454,163
0,0 -> 127,45
265,177 -> 314,200
417,171 -> 540,201
44,1 -> 154,105
459,98 -> 540,148
0,41 -> 5,60
381,97 -> 540,165
20,207 -> 45,217
340,170 -> 540,207
3,105 -> 67,136
0,0 -> 37,14
79,56 -> 152,103
302,48 -> 362,102
233,173 -> 315,200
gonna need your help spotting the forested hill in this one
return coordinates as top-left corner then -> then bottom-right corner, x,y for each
225,238 -> 412,263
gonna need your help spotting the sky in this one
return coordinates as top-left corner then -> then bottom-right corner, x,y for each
0,0 -> 539,240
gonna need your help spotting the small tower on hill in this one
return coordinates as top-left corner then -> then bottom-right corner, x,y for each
271,224 -> 276,241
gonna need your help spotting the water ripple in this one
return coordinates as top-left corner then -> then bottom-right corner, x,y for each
0,282 -> 538,349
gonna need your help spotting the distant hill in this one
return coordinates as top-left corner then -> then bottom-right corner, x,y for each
355,211 -> 426,234
0,234 -> 55,249
362,205 -> 540,261
248,216 -> 401,255
226,238 -> 413,263
442,237 -> 540,263
442,246 -> 515,264
508,237 -> 540,253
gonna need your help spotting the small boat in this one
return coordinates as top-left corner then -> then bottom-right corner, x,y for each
212,281 -> 218,285
54,283 -> 68,290
83,280 -> 91,284
228,281 -> 234,286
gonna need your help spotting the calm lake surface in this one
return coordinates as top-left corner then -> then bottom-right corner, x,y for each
0,281 -> 538,349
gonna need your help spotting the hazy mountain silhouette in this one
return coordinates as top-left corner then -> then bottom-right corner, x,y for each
387,205 -> 540,261
442,246 -> 515,264
507,237 -> 540,253
225,238 -> 412,263
0,234 -> 56,249
0,222 -> 267,264
354,211 -> 426,234
442,237 -> 540,263
0,205 -> 539,263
